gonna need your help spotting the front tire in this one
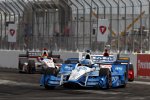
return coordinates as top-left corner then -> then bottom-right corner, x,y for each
121,72 -> 127,88
44,79 -> 55,90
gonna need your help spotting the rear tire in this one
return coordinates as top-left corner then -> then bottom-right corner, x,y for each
99,68 -> 112,89
18,60 -> 24,73
28,60 -> 35,74
121,72 -> 127,88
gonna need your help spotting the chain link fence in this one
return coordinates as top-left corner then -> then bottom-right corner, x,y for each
0,0 -> 150,53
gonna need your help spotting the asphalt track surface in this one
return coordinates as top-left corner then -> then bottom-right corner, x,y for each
0,68 -> 150,100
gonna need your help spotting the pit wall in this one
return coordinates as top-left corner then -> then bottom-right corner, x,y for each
0,50 -> 149,77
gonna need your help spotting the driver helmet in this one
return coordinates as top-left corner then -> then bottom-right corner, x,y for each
41,48 -> 48,59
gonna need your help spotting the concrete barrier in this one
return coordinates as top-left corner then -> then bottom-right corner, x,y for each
0,50 -> 23,68
52,51 -> 83,61
0,50 -> 83,69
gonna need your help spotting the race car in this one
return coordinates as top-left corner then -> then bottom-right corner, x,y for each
18,50 -> 63,73
40,53 -> 129,89
40,58 -> 79,89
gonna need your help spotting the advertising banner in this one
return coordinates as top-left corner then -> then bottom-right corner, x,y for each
97,19 -> 109,42
137,54 -> 150,77
8,24 -> 17,42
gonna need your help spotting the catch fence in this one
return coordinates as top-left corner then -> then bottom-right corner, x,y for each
0,0 -> 149,53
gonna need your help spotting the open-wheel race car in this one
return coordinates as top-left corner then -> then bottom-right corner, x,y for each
18,50 -> 63,74
40,52 -> 130,89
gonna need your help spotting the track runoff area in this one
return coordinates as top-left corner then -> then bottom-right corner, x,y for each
0,71 -> 150,100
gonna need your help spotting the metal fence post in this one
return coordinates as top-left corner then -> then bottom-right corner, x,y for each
106,0 -> 112,51
120,0 -> 127,52
51,0 -> 60,50
75,0 -> 85,50
17,0 -> 30,50
113,0 -> 120,52
62,0 -> 72,50
137,0 -> 142,53
51,0 -> 67,50
27,0 -> 37,50
83,0 -> 92,49
129,0 -> 135,52
32,0 -> 45,49
59,0 -> 70,50
98,0 -> 106,19
91,0 -> 99,51
0,8 -> 6,49
43,0 -> 53,50
0,11 -> 2,49
69,0 -> 79,50
148,0 -> 150,52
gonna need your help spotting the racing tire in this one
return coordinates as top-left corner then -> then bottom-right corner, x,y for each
27,60 -> 36,74
18,60 -> 24,73
44,79 -> 55,90
121,72 -> 127,88
99,68 -> 112,89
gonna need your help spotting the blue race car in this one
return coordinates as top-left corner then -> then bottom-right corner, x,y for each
40,53 -> 129,89
40,58 -> 79,89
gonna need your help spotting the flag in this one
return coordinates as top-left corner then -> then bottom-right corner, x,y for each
97,19 -> 109,42
8,24 -> 17,42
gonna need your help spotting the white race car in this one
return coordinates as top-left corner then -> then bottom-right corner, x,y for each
18,51 -> 62,73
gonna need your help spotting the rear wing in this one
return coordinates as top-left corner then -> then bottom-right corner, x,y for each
91,55 -> 117,64
19,51 -> 60,59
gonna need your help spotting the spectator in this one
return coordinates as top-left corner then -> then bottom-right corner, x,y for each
103,49 -> 109,57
